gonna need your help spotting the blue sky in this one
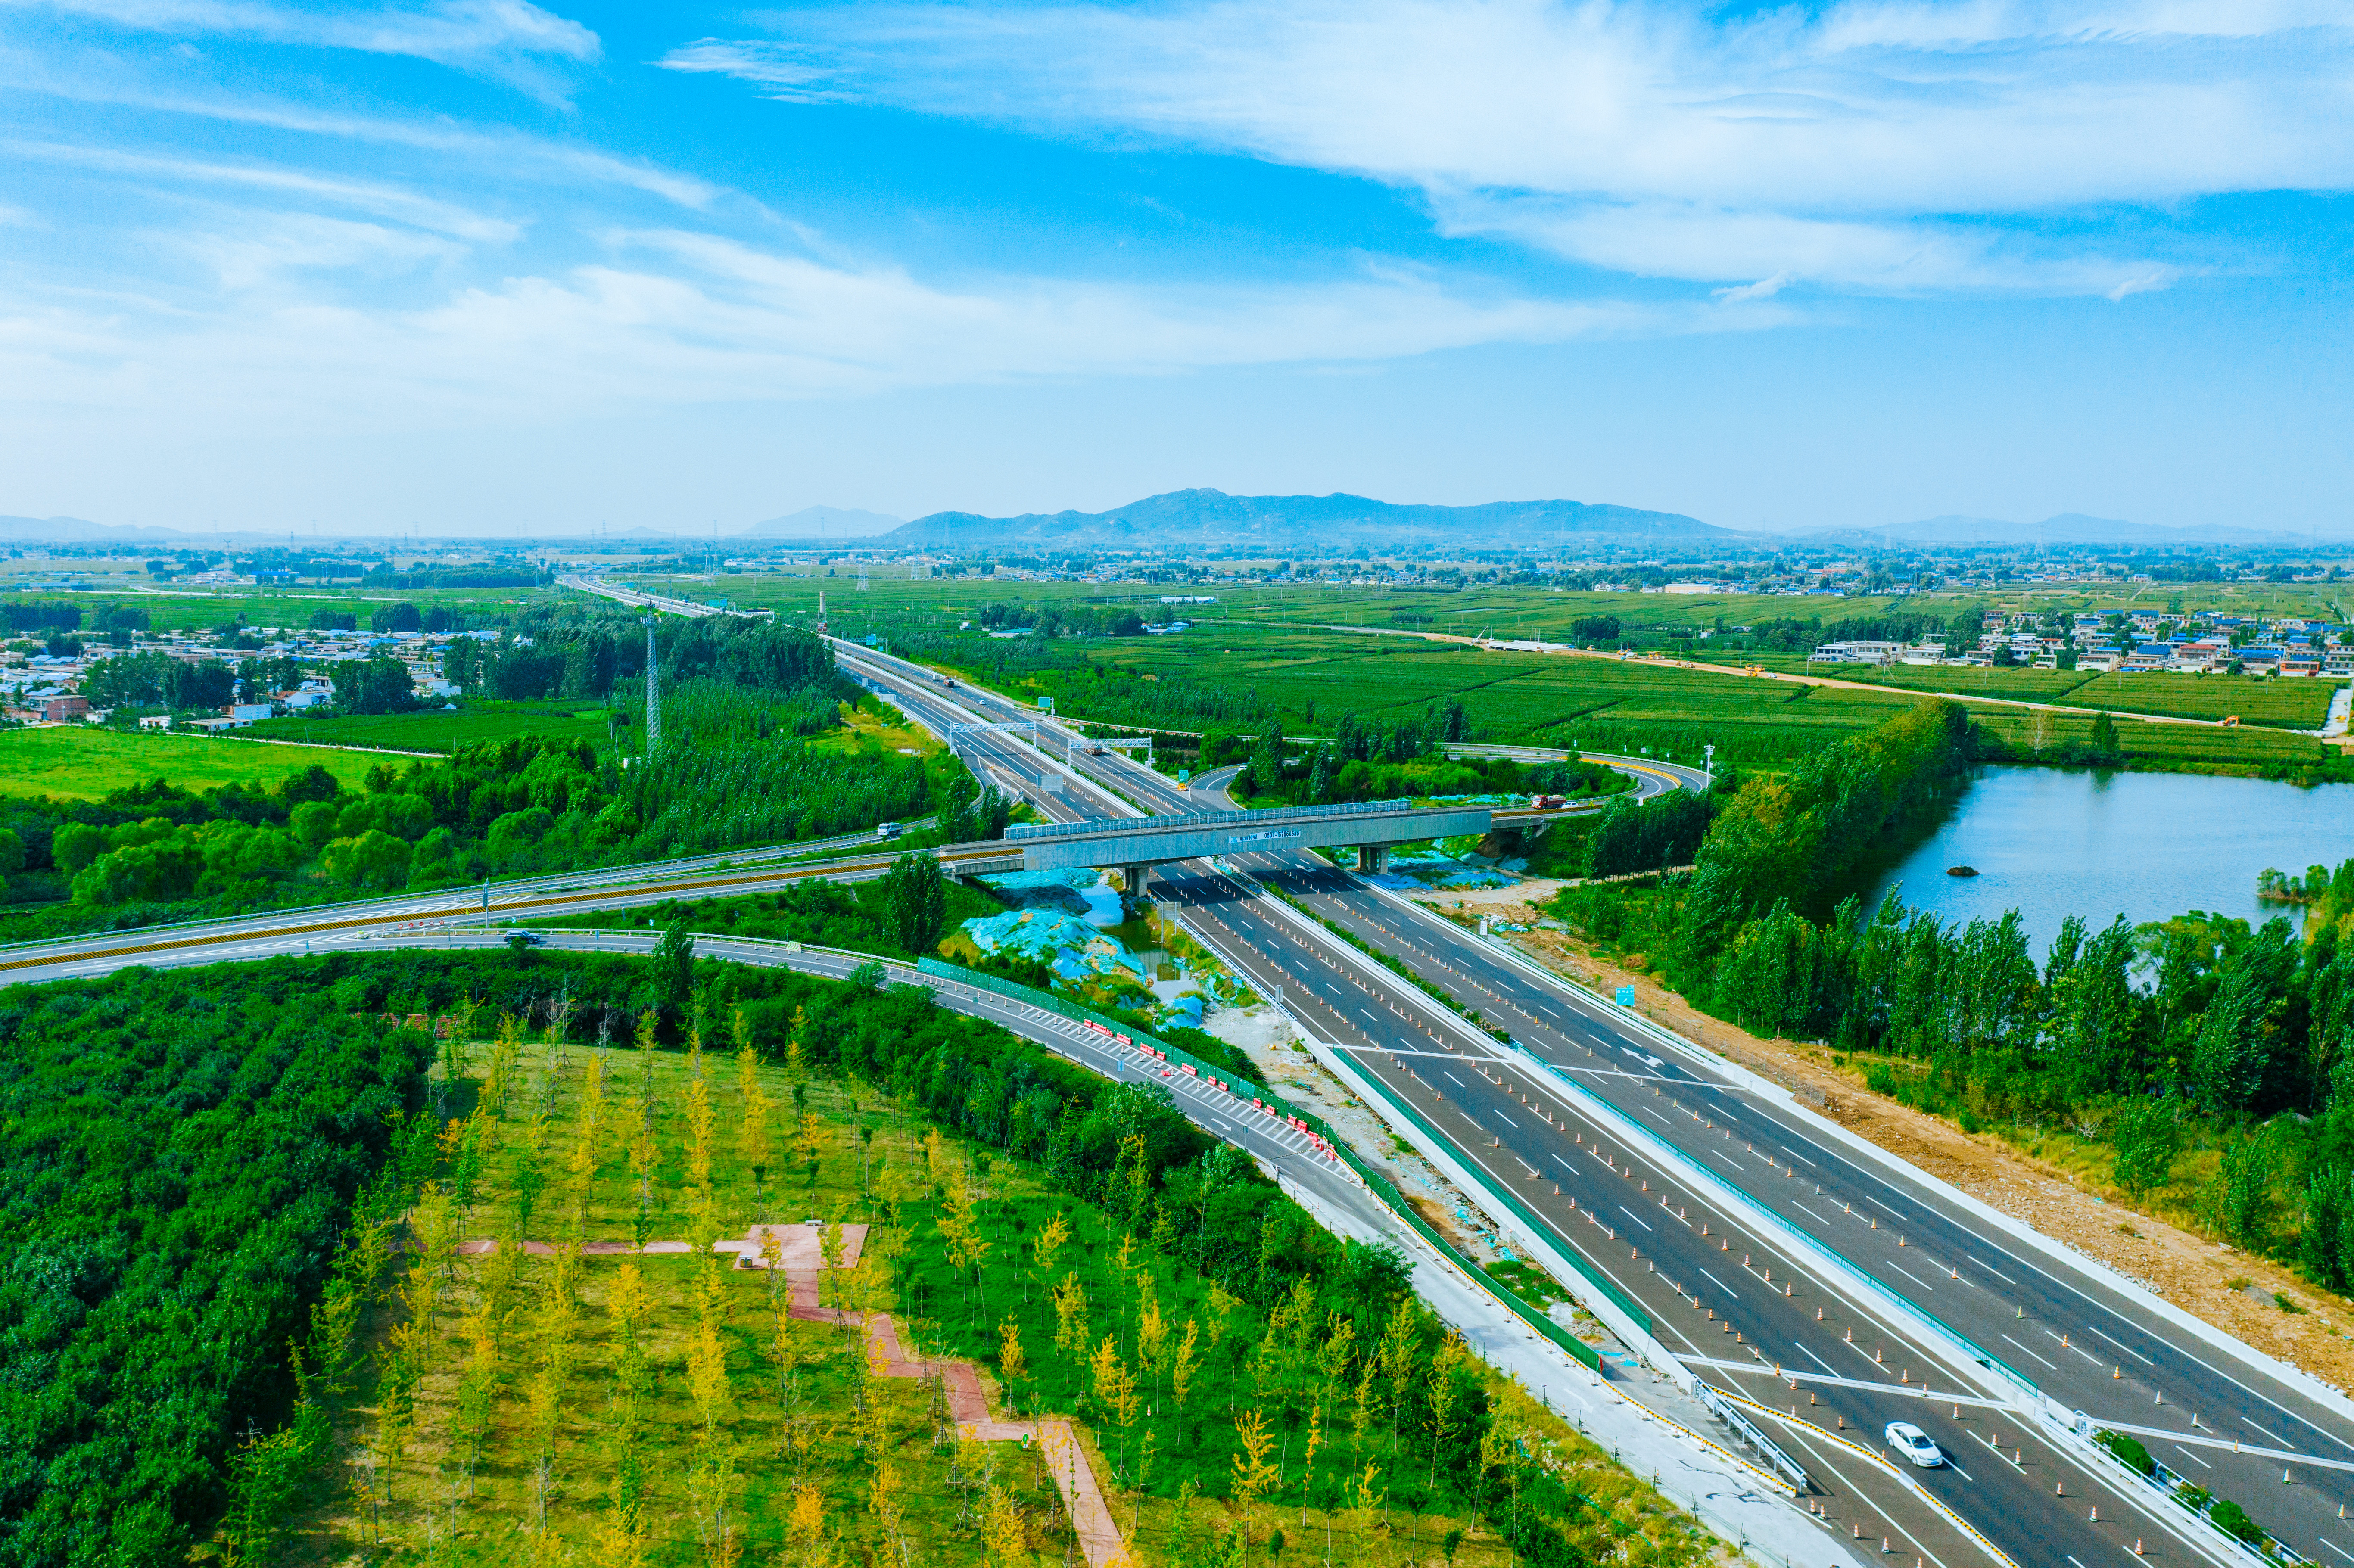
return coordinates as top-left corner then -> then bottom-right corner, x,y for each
1,0 -> 2350,538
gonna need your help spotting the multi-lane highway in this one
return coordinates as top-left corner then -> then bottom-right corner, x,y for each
18,583 -> 2349,1566
828,637 -> 2354,1568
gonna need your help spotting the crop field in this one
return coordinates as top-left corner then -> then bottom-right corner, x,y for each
283,1005 -> 1704,1568
2066,672 -> 2338,728
0,725 -> 382,800
1774,662 -> 2103,702
1968,704 -> 2333,769
698,570 -> 2354,650
246,701 -> 617,753
0,584 -> 568,634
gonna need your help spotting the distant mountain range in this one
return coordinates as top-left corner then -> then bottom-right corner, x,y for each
737,505 -> 904,539
0,514 -> 193,544
866,488 -> 1728,551
0,498 -> 2335,551
1811,513 -> 2319,547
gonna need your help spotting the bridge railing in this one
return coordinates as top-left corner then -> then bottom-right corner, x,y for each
1006,795 -> 1453,843
911,956 -> 1602,1370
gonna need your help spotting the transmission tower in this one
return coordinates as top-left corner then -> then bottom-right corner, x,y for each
641,615 -> 661,751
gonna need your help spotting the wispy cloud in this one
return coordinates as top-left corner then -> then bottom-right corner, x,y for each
9,140 -> 523,240
666,0 -> 2354,295
3,0 -> 600,93
0,230 -> 1761,429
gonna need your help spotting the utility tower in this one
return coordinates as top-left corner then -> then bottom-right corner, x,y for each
641,615 -> 661,751
814,590 -> 828,636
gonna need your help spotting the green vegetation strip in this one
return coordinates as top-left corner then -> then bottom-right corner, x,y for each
915,957 -> 1609,1368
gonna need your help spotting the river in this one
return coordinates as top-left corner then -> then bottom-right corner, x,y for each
1862,766 -> 2354,957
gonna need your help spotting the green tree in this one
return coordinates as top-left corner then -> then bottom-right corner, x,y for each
2204,1132 -> 2279,1247
2192,965 -> 2273,1116
2089,710 -> 2122,760
2109,1101 -> 2180,1198
881,850 -> 950,956
654,921 -> 697,1009
2302,1165 -> 2354,1291
1249,722 -> 1286,795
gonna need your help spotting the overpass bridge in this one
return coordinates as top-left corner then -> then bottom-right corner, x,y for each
1001,797 -> 1495,892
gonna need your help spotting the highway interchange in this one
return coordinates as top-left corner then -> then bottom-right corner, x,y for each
19,587 -> 2354,1568
821,638 -> 2354,1568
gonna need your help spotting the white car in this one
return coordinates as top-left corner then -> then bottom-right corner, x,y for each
1884,1422 -> 1944,1468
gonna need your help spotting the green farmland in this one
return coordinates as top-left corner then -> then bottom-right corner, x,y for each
245,700 -> 617,753
0,727 -> 382,801
2066,671 -> 2337,728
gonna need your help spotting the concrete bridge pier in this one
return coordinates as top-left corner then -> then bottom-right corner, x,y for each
1118,863 -> 1153,907
1354,845 -> 1392,874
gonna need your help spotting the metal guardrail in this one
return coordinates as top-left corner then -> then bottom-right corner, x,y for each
1693,1381 -> 1812,1490
1722,1391 -> 2021,1568
1007,796 -> 1432,843
911,957 -> 1604,1372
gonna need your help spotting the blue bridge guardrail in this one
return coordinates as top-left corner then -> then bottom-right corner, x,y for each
1007,796 -> 1437,843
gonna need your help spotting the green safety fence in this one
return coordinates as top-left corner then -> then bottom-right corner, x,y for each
912,958 -> 1607,1371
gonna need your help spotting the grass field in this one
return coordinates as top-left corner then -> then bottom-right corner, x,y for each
246,701 -> 617,753
282,1010 -> 1708,1568
0,725 -> 383,800
2066,672 -> 2338,728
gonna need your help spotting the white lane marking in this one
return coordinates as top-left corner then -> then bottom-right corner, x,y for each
1496,1111 -> 1520,1129
1798,1343 -> 1840,1374
1779,1145 -> 1818,1167
1445,1071 -> 1468,1086
1967,1256 -> 2018,1286
2079,1321 -> 2155,1365
2001,1333 -> 2059,1370
1712,1150 -> 1745,1170
2174,1445 -> 2211,1468
1697,1267 -> 1740,1298
1791,1201 -> 1832,1225
1617,1206 -> 1653,1232
1884,1261 -> 1935,1291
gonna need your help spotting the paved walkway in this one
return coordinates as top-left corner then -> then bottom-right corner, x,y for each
452,1222 -> 1130,1567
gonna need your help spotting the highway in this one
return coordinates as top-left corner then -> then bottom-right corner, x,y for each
830,638 -> 2354,1568
15,586 -> 2345,1565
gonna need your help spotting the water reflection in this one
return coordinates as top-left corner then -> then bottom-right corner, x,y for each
1862,766 -> 2354,956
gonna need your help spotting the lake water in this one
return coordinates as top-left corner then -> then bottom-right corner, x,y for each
1862,767 -> 2354,958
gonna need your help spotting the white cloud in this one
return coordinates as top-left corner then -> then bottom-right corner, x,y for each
2,0 -> 599,93
174,211 -> 466,290
666,0 -> 2354,294
0,229 -> 1762,429
8,140 -> 523,241
4,0 -> 597,60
